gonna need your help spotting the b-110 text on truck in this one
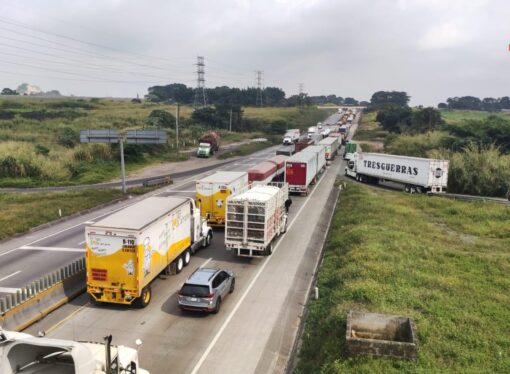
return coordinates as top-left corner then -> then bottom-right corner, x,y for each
345,152 -> 449,193
225,183 -> 289,257
86,196 -> 213,308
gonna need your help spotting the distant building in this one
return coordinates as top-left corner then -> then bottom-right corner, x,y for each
17,83 -> 42,95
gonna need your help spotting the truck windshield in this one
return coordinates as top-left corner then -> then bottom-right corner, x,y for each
180,284 -> 210,297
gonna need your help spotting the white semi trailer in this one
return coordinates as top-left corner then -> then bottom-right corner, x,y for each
225,183 -> 289,257
345,152 -> 449,193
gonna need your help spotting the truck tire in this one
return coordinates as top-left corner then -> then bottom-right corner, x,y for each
135,285 -> 152,308
265,243 -> 273,256
175,256 -> 184,274
203,231 -> 212,247
213,297 -> 221,314
183,249 -> 191,266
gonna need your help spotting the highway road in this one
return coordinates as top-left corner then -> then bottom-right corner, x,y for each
2,111 -> 359,373
0,146 -> 278,298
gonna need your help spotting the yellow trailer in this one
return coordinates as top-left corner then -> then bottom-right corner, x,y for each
196,171 -> 248,226
86,196 -> 212,307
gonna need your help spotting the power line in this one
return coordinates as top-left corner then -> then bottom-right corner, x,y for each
0,16 -> 193,65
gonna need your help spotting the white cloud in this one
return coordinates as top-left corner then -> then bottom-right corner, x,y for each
418,20 -> 470,50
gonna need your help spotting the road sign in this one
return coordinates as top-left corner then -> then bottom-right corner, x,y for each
126,130 -> 167,144
80,129 -> 119,143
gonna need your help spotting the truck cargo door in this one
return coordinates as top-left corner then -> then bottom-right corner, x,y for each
87,233 -> 138,291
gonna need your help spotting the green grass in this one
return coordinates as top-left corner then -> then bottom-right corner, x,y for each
0,187 -> 155,240
295,182 -> 510,373
218,141 -> 274,159
441,110 -> 510,125
353,112 -> 388,142
0,98 -> 330,187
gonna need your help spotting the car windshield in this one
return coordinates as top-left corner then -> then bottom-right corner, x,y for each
180,284 -> 210,297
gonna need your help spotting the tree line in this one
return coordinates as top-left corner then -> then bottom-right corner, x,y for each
438,96 -> 510,111
145,83 -> 362,107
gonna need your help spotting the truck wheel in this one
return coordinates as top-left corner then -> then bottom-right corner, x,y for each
213,297 -> 221,314
135,285 -> 151,308
203,231 -> 212,247
183,249 -> 191,266
175,256 -> 184,274
265,243 -> 273,256
404,185 -> 410,193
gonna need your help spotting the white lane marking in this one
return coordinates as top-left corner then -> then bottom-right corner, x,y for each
0,248 -> 18,258
77,240 -> 86,245
0,147 -> 276,258
0,287 -> 21,293
0,270 -> 21,282
19,246 -> 85,252
165,190 -> 196,193
190,163 -> 332,374
84,221 -> 94,225
0,170 -> 215,258
200,258 -> 213,268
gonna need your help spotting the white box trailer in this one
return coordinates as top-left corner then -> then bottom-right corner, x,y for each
318,137 -> 339,161
86,196 -> 213,307
285,151 -> 318,194
345,152 -> 449,193
302,145 -> 326,173
225,183 -> 289,257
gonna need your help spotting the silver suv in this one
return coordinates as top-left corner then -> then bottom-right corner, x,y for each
178,267 -> 235,313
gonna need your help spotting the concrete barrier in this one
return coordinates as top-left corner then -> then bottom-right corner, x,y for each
0,258 -> 86,331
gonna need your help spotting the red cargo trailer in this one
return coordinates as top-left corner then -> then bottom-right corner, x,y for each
295,139 -> 313,152
267,155 -> 288,180
285,152 -> 318,195
248,161 -> 277,185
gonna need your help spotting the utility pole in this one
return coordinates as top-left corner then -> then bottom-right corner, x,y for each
119,138 -> 126,194
193,56 -> 207,108
175,102 -> 180,148
229,108 -> 233,132
299,83 -> 304,108
255,70 -> 263,107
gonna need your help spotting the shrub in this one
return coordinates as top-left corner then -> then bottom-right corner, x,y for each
35,144 -> 50,156
56,128 -> 80,148
430,143 -> 510,197
0,110 -> 15,120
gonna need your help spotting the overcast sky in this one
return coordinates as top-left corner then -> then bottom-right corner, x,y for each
0,0 -> 509,105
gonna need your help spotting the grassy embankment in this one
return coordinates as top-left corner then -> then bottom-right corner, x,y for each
295,182 -> 510,373
0,98 -> 329,187
0,187 -> 154,241
351,111 -> 388,152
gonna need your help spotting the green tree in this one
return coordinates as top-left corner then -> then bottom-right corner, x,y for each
370,91 -> 409,108
1,88 -> 18,95
146,110 -> 175,128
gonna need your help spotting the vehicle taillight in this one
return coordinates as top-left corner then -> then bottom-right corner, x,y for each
204,293 -> 214,299
91,268 -> 107,281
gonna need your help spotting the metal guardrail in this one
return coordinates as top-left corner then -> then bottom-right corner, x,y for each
0,258 -> 85,315
142,176 -> 172,187
436,193 -> 510,206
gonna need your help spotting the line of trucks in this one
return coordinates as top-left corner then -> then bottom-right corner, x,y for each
84,128 -> 342,309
